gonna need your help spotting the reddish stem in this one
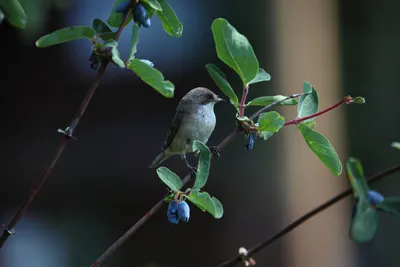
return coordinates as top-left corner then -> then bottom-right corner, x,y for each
239,86 -> 249,117
284,96 -> 351,126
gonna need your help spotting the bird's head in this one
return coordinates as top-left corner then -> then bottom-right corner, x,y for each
185,87 -> 224,106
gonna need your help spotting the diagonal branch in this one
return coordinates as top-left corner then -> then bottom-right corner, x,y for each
0,3 -> 136,249
215,164 -> 400,267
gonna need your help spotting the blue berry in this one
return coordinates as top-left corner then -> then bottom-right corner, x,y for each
133,3 -> 150,28
177,201 -> 190,223
246,134 -> 255,150
115,1 -> 130,14
367,190 -> 384,205
167,200 -> 179,224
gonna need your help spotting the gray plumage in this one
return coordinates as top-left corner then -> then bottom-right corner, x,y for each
149,87 -> 223,168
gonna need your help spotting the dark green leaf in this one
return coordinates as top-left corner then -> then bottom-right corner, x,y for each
35,26 -> 96,48
345,157 -> 369,198
107,0 -> 133,28
0,0 -> 27,28
187,189 -> 223,219
352,96 -> 366,104
211,18 -> 259,85
257,111 -> 285,132
141,0 -> 162,11
98,32 -> 117,41
247,95 -> 298,106
92,18 -> 112,33
377,197 -> 400,216
128,59 -> 174,98
192,140 -> 211,190
155,0 -> 182,37
297,87 -> 318,123
391,142 -> 400,151
297,123 -> 342,176
349,197 -> 379,243
128,23 -> 140,61
248,68 -> 271,85
205,63 -> 238,106
156,166 -> 182,191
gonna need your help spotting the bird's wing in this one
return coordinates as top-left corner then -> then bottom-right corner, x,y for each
162,100 -> 191,151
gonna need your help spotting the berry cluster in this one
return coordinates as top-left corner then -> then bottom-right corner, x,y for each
167,200 -> 190,224
115,1 -> 151,28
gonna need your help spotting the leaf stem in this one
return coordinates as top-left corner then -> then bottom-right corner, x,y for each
239,86 -> 249,117
284,96 -> 350,126
0,6 -> 134,250
215,164 -> 400,267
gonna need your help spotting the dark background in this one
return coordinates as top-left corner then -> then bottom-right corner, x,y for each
1,0 -> 400,267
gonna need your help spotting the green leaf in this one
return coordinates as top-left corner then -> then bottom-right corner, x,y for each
297,87 -> 318,123
377,197 -> 400,216
352,96 -> 366,104
103,40 -> 125,68
186,189 -> 223,219
155,0 -> 183,37
248,68 -> 271,85
349,197 -> 379,243
257,111 -> 285,132
211,18 -> 259,85
156,167 -> 182,192
345,157 -> 369,198
259,131 -> 275,141
211,197 -> 224,219
297,123 -> 342,176
35,26 -> 96,48
98,32 -> 117,41
247,95 -> 298,106
128,23 -> 140,61
0,0 -> 27,28
192,140 -> 211,190
141,0 -> 162,11
205,63 -> 238,106
128,59 -> 174,98
92,18 -> 112,33
303,81 -> 313,94
391,142 -> 400,150
107,0 -> 133,28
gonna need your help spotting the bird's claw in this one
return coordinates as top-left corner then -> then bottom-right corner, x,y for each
210,146 -> 221,159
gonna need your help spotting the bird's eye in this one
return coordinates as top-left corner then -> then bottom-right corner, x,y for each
208,94 -> 213,100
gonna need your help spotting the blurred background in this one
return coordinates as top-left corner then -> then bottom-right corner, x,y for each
1,0 -> 400,266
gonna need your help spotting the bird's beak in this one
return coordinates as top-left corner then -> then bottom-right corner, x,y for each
217,97 -> 225,102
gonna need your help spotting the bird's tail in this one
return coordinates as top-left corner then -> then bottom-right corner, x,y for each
149,151 -> 171,168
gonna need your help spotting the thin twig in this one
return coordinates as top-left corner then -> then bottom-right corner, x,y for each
215,164 -> 400,267
0,6 -> 135,249
249,94 -> 302,121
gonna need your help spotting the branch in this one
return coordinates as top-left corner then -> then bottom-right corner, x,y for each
88,92 -> 357,266
215,164 -> 400,267
284,96 -> 351,126
239,85 -> 249,117
0,4 -> 136,249
88,94 -> 299,266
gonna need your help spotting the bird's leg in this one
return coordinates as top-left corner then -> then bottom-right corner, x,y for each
209,146 -> 221,159
182,154 -> 197,177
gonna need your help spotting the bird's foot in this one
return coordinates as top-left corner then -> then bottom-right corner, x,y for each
210,146 -> 221,159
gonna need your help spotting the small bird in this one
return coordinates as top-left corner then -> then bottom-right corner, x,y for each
149,87 -> 223,170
